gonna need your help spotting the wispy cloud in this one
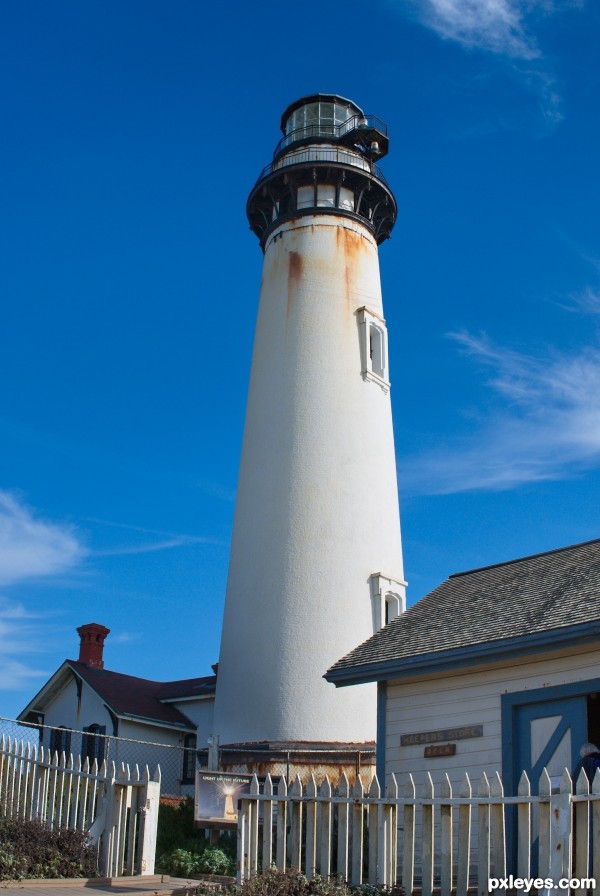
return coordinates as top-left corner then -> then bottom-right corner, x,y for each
0,491 -> 85,587
82,516 -> 222,556
405,0 -> 583,59
94,535 -> 220,557
398,322 -> 600,495
400,0 -> 584,130
407,0 -> 540,58
0,599 -> 50,691
559,286 -> 600,316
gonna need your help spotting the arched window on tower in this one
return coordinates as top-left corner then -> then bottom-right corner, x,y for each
357,307 -> 390,391
370,573 -> 407,633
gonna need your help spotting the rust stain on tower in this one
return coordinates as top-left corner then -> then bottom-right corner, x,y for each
287,250 -> 303,319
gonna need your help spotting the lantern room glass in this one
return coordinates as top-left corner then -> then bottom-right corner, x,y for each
284,101 -> 355,138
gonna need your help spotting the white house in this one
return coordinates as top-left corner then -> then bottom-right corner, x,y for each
18,623 -> 216,797
326,538 -> 600,797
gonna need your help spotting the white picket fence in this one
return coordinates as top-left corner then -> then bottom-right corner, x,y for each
237,768 -> 600,894
0,735 -> 161,877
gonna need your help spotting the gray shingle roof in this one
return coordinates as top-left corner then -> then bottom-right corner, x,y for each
326,538 -> 600,684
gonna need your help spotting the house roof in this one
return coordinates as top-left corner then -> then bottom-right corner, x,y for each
326,538 -> 600,686
19,662 -> 216,731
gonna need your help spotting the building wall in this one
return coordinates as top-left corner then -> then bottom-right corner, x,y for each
214,214 -> 405,745
171,697 -> 214,749
384,643 -> 600,790
39,676 -> 196,797
41,673 -> 113,734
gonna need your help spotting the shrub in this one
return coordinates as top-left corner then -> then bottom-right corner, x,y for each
197,847 -> 231,875
0,817 -> 98,881
158,844 -> 234,877
157,797 -> 198,854
227,871 -> 404,896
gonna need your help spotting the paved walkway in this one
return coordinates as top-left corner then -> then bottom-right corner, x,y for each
0,876 -> 227,896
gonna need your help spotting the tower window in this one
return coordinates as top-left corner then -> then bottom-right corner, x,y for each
369,324 -> 385,379
357,307 -> 390,391
370,573 -> 407,633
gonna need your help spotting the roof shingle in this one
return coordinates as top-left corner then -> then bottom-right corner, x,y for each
67,662 -> 216,728
327,538 -> 600,681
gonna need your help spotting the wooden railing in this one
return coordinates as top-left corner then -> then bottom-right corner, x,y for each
237,768 -> 600,895
0,735 -> 161,877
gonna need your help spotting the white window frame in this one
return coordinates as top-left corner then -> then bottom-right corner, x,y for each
357,306 -> 390,391
370,572 -> 407,633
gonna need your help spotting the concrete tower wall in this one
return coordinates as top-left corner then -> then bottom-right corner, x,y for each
213,212 -> 404,745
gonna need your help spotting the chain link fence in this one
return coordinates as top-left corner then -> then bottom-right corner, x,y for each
2,715 -> 376,805
0,716 -> 198,799
204,744 -> 376,787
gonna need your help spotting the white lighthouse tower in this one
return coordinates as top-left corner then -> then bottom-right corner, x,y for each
213,94 -> 406,750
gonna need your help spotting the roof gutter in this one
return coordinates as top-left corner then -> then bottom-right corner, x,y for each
325,619 -> 600,687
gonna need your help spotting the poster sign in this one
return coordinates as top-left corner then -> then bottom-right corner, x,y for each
195,771 -> 253,825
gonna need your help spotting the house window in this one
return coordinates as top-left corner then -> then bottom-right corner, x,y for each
50,726 -> 71,757
357,307 -> 390,391
81,724 -> 106,766
182,733 -> 197,785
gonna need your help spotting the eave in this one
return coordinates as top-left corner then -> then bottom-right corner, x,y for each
325,619 -> 600,687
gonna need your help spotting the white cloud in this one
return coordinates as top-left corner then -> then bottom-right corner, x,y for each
0,491 -> 85,587
0,599 -> 50,693
409,0 -> 540,58
94,535 -> 218,557
398,327 -> 600,495
405,0 -> 583,59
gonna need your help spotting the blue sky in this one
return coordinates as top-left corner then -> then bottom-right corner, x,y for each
1,0 -> 599,719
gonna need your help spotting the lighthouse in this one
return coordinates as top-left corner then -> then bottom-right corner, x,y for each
212,94 -> 406,750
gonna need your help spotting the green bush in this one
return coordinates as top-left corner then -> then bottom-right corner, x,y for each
159,844 -> 234,877
157,798 -> 199,854
0,816 -> 98,881
225,870 -> 404,896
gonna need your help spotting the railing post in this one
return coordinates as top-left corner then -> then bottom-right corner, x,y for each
368,773 -> 380,885
305,775 -> 318,879
237,794 -> 249,884
477,772 -> 491,896
422,773 -> 435,896
538,768 -> 552,880
575,768 -> 590,882
319,777 -> 332,879
490,772 -> 506,881
351,775 -> 364,885
289,775 -> 303,872
440,774 -> 453,896
517,771 -> 531,882
135,765 -> 161,875
337,772 -> 350,881
263,774 -> 274,871
276,776 -> 288,871
456,773 -> 472,896
402,773 -> 416,895
385,773 -> 398,887
548,769 -> 572,890
248,774 -> 260,876
100,761 -> 118,877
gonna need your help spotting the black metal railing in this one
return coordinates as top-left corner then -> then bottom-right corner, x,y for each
274,113 -> 388,158
253,146 -> 391,190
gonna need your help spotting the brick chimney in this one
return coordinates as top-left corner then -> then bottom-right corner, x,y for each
77,623 -> 110,669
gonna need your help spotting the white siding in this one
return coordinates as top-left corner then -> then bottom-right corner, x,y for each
384,644 -> 600,790
171,697 -> 214,748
